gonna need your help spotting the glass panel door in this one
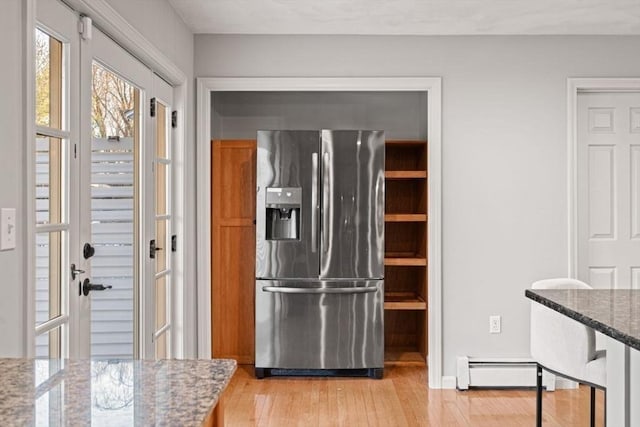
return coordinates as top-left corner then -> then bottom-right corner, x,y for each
152,95 -> 173,359
89,63 -> 139,358
34,18 -> 72,359
80,27 -> 154,359
34,0 -> 175,361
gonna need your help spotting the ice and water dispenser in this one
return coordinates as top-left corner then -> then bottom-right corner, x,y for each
265,187 -> 301,240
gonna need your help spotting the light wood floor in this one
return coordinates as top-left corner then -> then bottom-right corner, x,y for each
223,365 -> 605,426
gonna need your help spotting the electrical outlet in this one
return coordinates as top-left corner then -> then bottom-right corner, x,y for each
489,315 -> 501,334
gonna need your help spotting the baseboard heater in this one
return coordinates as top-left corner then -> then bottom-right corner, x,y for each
456,356 -> 557,390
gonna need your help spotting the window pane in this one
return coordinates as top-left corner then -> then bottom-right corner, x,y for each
91,63 -> 137,139
35,29 -> 62,129
155,219 -> 168,272
35,231 -> 64,326
155,163 -> 168,216
35,327 -> 62,359
36,136 -> 64,225
156,102 -> 167,159
155,274 -> 169,359
155,331 -> 168,359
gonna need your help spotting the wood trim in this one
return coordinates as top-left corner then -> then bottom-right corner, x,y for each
567,78 -> 640,279
196,77 -> 443,387
62,0 -> 186,85
25,0 -> 36,358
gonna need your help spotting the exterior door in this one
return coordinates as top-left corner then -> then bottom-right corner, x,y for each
577,92 -> 640,289
147,76 -> 175,359
34,0 -> 176,360
34,0 -> 80,359
80,26 -> 159,359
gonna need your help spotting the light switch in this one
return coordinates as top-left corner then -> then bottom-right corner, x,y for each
0,208 -> 16,251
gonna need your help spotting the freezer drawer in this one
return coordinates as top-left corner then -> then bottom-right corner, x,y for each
255,280 -> 384,370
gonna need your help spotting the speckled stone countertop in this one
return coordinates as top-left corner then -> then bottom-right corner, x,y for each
0,358 -> 236,426
526,289 -> 640,351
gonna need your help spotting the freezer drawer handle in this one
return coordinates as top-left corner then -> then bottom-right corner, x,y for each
262,286 -> 377,294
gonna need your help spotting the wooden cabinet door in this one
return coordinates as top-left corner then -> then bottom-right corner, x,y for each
211,140 -> 256,364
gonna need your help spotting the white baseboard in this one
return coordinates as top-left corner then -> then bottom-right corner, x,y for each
441,376 -> 457,389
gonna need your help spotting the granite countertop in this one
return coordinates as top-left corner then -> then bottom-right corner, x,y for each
0,358 -> 236,426
526,289 -> 640,351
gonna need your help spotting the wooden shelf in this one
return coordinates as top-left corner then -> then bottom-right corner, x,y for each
384,137 -> 428,370
384,348 -> 427,366
385,170 -> 427,179
385,140 -> 427,146
385,214 -> 427,222
385,257 -> 427,266
385,292 -> 427,310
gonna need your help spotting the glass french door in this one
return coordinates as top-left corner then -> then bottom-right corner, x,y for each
148,77 -> 174,359
34,0 -> 174,360
34,0 -> 80,359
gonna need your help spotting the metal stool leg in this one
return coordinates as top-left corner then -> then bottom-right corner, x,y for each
537,364 -> 543,427
590,386 -> 596,427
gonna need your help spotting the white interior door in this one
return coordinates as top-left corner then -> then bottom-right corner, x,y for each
577,91 -> 640,289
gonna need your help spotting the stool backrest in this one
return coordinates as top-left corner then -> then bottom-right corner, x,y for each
530,278 -> 596,381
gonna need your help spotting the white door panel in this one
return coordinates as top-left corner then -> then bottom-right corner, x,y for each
578,92 -> 640,290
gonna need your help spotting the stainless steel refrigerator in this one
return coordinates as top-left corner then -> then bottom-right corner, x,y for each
255,130 -> 385,379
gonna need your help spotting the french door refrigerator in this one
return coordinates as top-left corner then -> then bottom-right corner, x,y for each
255,130 -> 385,379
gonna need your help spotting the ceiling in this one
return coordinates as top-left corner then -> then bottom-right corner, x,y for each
167,0 -> 640,35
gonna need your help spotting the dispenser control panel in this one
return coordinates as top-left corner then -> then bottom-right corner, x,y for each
266,187 -> 302,207
265,187 -> 302,241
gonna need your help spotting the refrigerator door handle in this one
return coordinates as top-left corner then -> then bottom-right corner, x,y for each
322,152 -> 330,254
262,286 -> 377,294
311,152 -> 318,253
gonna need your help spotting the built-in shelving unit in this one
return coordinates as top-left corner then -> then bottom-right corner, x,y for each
384,139 -> 428,366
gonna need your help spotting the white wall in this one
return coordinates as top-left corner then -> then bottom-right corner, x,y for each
0,0 -> 193,357
194,34 -> 640,376
0,0 -> 26,357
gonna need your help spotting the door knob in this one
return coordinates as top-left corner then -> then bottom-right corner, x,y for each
150,239 -> 163,259
81,278 -> 112,296
70,263 -> 85,280
83,243 -> 95,259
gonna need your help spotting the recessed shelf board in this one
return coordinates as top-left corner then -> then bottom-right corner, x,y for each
384,349 -> 427,366
385,214 -> 427,222
385,257 -> 427,266
385,292 -> 427,310
385,171 -> 427,179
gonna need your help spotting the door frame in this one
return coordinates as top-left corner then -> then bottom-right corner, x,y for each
24,0 -> 194,358
196,77 -> 444,388
567,78 -> 640,278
